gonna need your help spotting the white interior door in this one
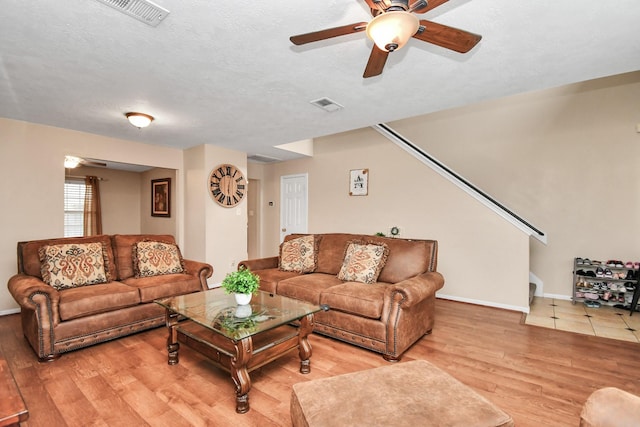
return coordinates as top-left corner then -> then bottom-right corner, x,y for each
280,174 -> 308,242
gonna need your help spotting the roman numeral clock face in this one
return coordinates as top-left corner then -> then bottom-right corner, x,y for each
208,164 -> 246,207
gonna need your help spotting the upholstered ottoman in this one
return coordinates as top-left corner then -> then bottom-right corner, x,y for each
290,360 -> 514,427
580,387 -> 640,427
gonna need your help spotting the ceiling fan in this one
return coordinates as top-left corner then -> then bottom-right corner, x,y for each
290,0 -> 481,78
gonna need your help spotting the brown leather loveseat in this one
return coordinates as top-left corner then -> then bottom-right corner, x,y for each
239,233 -> 444,361
8,234 -> 213,361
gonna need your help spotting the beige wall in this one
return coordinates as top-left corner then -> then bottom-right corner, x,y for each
140,168 -> 177,235
250,127 -> 532,311
0,119 -> 184,313
72,165 -> 142,234
390,71 -> 640,298
183,145 -> 248,285
3,71 -> 638,313
249,71 -> 640,309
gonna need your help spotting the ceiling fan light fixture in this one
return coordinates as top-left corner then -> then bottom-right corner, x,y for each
125,112 -> 154,128
64,155 -> 81,169
366,11 -> 420,52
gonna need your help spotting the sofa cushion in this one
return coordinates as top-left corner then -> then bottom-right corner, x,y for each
279,235 -> 318,273
252,269 -> 301,294
133,240 -> 184,278
320,282 -> 386,319
39,242 -> 110,290
313,234 -> 356,275
18,235 -> 117,280
122,273 -> 202,303
377,239 -> 436,283
277,274 -> 343,305
112,234 -> 177,280
58,281 -> 140,321
337,241 -> 389,284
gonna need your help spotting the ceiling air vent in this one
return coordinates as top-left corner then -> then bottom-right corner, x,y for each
310,97 -> 344,112
93,0 -> 170,27
248,154 -> 281,164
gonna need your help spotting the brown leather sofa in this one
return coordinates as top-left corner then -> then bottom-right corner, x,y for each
7,234 -> 213,361
239,233 -> 444,361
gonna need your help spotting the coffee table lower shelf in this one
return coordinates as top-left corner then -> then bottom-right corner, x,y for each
166,314 -> 314,414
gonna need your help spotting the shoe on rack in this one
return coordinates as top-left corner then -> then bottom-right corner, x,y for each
625,261 -> 634,269
596,267 -> 605,278
604,268 -> 613,278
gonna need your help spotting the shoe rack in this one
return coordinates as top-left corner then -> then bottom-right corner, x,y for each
572,258 -> 638,310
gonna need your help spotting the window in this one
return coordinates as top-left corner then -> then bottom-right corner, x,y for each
64,178 -> 85,237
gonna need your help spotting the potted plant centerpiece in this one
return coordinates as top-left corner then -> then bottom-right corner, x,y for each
221,267 -> 260,305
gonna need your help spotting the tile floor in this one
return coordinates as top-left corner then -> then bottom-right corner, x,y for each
525,297 -> 640,343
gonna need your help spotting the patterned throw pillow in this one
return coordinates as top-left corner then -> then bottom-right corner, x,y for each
133,240 -> 184,278
337,241 -> 389,284
39,243 -> 110,290
279,235 -> 318,273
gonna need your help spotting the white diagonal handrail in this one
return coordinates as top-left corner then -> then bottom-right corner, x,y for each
372,123 -> 546,244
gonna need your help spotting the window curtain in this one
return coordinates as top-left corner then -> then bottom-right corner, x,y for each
83,176 -> 103,236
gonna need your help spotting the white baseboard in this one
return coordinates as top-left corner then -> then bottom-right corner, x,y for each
437,293 -> 529,314
0,307 -> 20,316
542,293 -> 572,301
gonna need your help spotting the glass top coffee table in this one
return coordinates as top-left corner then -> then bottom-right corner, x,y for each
155,288 -> 323,414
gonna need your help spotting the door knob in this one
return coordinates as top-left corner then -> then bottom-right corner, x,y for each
282,228 -> 287,232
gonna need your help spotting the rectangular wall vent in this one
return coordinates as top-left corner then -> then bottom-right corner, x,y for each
93,0 -> 170,27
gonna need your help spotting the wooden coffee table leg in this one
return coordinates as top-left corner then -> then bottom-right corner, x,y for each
231,337 -> 253,414
298,313 -> 314,374
166,310 -> 180,365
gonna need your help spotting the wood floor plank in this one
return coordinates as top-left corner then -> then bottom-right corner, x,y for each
1,299 -> 639,426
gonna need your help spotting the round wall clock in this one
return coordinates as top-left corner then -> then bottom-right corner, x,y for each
208,164 -> 246,207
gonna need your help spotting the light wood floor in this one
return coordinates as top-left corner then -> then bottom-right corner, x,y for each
1,299 -> 639,427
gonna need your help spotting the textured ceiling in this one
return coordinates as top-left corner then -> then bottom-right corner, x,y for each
1,0 -> 639,162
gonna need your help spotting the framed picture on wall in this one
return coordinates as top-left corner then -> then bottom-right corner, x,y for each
349,169 -> 368,196
151,178 -> 171,217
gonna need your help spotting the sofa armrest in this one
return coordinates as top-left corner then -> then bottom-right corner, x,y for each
238,256 -> 279,271
183,259 -> 214,290
8,273 -> 60,310
384,271 -> 445,307
8,274 -> 62,359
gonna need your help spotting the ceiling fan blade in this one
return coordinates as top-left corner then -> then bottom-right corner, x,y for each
363,46 -> 389,78
363,0 -> 386,15
413,20 -> 481,53
290,22 -> 368,45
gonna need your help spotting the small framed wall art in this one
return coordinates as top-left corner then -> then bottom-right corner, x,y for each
349,169 -> 368,196
151,178 -> 171,217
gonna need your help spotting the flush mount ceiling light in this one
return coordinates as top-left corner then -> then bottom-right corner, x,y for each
125,112 -> 154,128
366,11 -> 419,52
